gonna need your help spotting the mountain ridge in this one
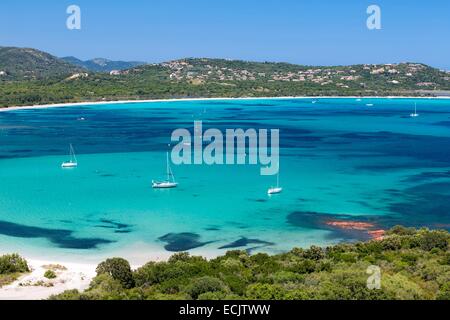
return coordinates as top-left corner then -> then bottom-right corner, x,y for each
0,47 -> 83,80
61,56 -> 146,72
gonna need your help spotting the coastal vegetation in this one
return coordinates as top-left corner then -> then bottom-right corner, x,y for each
0,47 -> 82,80
0,254 -> 29,287
1,47 -> 449,108
48,226 -> 450,300
44,270 -> 57,279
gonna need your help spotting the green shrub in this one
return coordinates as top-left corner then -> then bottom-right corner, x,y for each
197,291 -> 227,300
419,231 -> 449,251
439,253 -> 450,265
246,283 -> 286,300
335,252 -> 358,263
437,282 -> 450,300
44,270 -> 57,279
168,252 -> 191,263
303,246 -> 325,260
186,276 -> 228,299
85,274 -> 129,300
49,289 -> 82,300
388,225 -> 417,236
220,274 -> 248,296
380,236 -> 403,251
0,254 -> 29,274
96,258 -> 135,289
289,248 -> 305,257
49,227 -> 450,301
270,271 -> 304,284
134,262 -> 188,287
290,259 -> 316,274
400,252 -> 418,265
220,258 -> 244,271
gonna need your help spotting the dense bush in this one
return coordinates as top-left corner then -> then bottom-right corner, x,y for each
0,254 -> 29,274
96,258 -> 135,289
186,276 -> 228,299
419,231 -> 449,251
0,254 -> 29,287
44,270 -> 57,279
51,227 -> 450,300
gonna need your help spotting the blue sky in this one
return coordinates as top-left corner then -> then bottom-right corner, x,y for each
1,0 -> 449,69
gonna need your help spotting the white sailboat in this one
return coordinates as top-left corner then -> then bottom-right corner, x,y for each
410,102 -> 419,117
61,144 -> 78,168
267,171 -> 283,195
152,152 -> 178,189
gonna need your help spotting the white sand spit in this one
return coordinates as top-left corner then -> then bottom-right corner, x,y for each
0,259 -> 96,300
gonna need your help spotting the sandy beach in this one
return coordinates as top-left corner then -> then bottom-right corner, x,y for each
0,259 -> 96,300
0,242 -> 222,300
1,96 -> 449,113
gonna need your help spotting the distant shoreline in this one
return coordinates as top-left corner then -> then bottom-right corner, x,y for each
1,96 -> 449,112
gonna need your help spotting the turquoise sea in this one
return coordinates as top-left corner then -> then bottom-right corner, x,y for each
1,98 -> 450,263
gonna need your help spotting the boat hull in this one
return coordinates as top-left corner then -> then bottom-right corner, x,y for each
152,182 -> 178,189
61,162 -> 78,168
268,187 -> 283,195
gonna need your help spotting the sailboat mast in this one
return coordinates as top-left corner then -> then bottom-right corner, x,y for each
276,162 -> 280,188
166,152 -> 170,181
71,145 -> 78,162
68,144 -> 74,162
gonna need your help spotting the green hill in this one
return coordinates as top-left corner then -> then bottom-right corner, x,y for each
0,47 -> 449,107
0,47 -> 82,80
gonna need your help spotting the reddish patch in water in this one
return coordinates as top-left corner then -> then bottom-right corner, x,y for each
326,220 -> 385,241
326,221 -> 375,230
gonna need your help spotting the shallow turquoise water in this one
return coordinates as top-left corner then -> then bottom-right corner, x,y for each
1,98 -> 450,262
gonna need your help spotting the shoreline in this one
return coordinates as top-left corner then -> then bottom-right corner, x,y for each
1,95 -> 449,113
0,244 -> 226,300
0,258 -> 96,300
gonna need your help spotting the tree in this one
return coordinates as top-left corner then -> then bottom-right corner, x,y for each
0,254 -> 29,274
246,284 -> 286,300
44,270 -> 57,279
50,227 -> 450,301
303,246 -> 325,260
96,258 -> 135,289
437,282 -> 450,300
419,231 -> 449,251
186,276 -> 228,299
